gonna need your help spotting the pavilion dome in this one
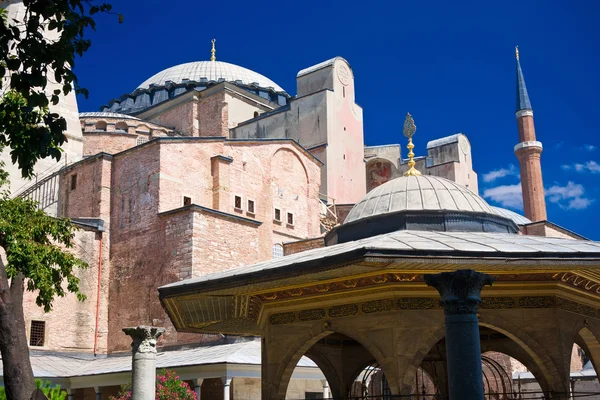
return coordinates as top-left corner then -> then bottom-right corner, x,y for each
137,61 -> 286,93
345,175 -> 494,224
329,175 -> 517,245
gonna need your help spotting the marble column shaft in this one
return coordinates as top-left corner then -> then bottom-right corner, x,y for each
425,269 -> 494,400
123,326 -> 165,400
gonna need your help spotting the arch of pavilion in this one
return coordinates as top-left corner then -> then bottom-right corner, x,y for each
159,175 -> 600,400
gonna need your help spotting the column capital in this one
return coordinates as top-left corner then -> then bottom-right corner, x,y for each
122,325 -> 165,354
424,269 -> 494,315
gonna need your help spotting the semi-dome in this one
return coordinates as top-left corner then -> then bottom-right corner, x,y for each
137,61 -> 285,93
345,175 -> 493,223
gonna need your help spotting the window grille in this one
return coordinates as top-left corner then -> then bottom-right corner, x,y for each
29,321 -> 45,347
234,196 -> 242,209
287,212 -> 294,226
274,208 -> 281,222
272,244 -> 284,259
136,136 -> 149,146
247,200 -> 255,214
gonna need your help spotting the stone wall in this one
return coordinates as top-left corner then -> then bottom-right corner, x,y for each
283,237 -> 325,256
22,227 -> 107,352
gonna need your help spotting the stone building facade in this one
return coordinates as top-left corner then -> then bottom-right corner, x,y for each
1,16 -> 596,396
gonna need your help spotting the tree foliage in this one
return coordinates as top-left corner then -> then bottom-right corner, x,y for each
0,0 -> 121,178
0,380 -> 67,400
0,184 -> 87,312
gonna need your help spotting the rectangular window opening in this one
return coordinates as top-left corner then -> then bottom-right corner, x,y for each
247,199 -> 255,214
70,174 -> 77,191
29,321 -> 45,347
183,196 -> 192,206
287,212 -> 294,226
234,195 -> 242,210
274,208 -> 281,222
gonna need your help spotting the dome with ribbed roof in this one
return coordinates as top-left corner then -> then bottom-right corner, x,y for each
346,175 -> 493,224
326,176 -> 518,246
137,61 -> 285,93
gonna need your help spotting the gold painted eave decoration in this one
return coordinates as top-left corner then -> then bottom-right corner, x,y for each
403,112 -> 422,176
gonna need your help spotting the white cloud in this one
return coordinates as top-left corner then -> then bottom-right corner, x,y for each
584,144 -> 597,152
482,164 -> 519,183
483,181 -> 594,211
483,184 -> 523,209
561,161 -> 600,174
545,181 -> 593,210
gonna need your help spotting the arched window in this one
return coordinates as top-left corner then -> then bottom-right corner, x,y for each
95,121 -> 107,131
254,111 -> 259,118
115,121 -> 128,132
272,244 -> 284,259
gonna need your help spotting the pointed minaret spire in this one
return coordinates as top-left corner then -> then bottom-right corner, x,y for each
515,46 -> 532,112
513,47 -> 547,222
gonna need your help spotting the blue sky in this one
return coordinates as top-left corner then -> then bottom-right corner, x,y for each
75,0 -> 599,239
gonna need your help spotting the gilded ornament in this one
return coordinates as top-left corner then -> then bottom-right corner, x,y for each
210,38 -> 216,61
316,284 -> 331,293
396,297 -> 435,310
343,279 -> 358,288
518,296 -> 555,308
328,304 -> 359,318
402,113 -> 421,177
299,308 -> 326,321
480,297 -> 515,309
269,312 -> 296,325
362,299 -> 394,314
287,288 -> 303,297
262,293 -> 278,301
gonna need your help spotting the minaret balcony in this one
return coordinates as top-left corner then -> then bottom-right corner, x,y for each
514,140 -> 543,154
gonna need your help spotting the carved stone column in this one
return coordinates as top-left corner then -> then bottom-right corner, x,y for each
123,326 -> 165,400
424,269 -> 494,400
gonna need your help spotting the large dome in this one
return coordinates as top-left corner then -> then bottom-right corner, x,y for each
137,61 -> 285,93
346,175 -> 493,224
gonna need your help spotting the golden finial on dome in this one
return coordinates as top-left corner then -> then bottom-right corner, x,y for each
515,45 -> 519,60
211,39 -> 216,61
403,112 -> 422,177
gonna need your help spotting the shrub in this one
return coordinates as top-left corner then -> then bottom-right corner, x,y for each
110,369 -> 196,400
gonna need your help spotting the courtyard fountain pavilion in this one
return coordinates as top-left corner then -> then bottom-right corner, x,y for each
159,140 -> 600,400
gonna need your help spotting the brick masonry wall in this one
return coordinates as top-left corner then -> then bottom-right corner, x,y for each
283,237 -> 325,256
83,133 -> 137,156
198,93 -> 228,137
21,228 -> 107,352
105,139 -> 321,351
151,99 -> 198,136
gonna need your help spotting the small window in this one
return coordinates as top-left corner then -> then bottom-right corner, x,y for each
115,121 -> 128,132
287,212 -> 294,226
274,208 -> 281,222
29,321 -> 45,347
247,199 -> 255,214
272,244 -> 284,259
95,121 -> 107,131
253,111 -> 259,118
342,86 -> 345,98
136,136 -> 149,146
183,196 -> 191,206
234,195 -> 242,210
70,174 -> 77,191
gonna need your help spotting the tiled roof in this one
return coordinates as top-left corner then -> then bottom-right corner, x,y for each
79,112 -> 141,120
0,341 -> 316,379
491,206 -> 532,225
160,230 -> 600,293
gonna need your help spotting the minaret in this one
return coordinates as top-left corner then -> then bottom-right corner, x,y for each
514,46 -> 547,221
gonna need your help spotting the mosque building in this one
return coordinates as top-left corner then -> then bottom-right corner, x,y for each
1,2 -> 599,397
